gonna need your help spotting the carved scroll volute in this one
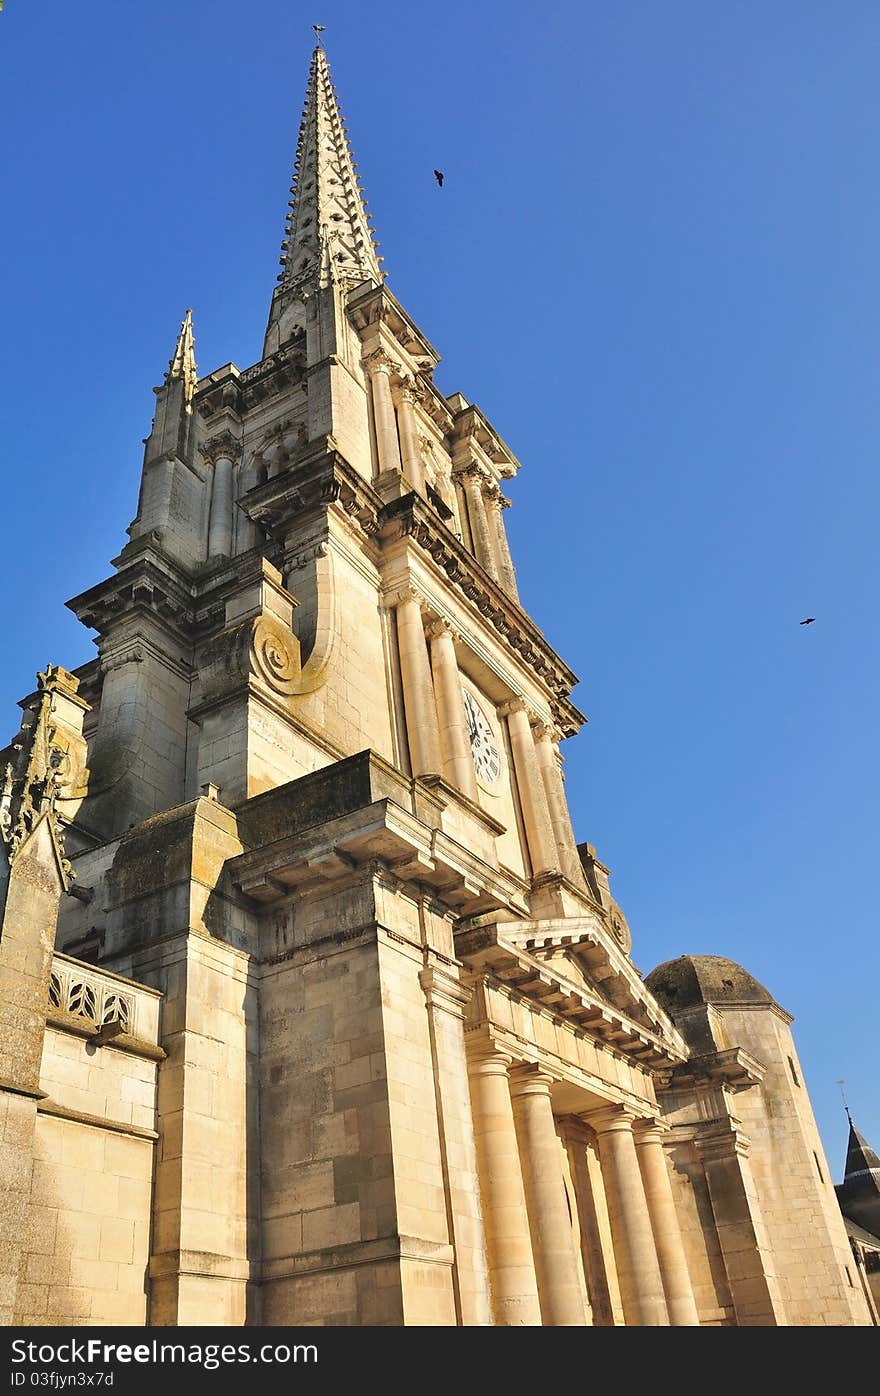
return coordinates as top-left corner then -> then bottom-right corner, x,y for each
249,615 -> 302,697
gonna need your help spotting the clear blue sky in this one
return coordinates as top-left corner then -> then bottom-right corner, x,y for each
2,2 -> 877,1176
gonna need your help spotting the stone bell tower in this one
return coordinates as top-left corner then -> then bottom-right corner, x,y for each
3,43 -> 869,1329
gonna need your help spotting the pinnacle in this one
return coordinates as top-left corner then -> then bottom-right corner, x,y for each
165,308 -> 198,404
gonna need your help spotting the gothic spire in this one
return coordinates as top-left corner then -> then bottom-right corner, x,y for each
165,308 -> 198,405
276,46 -> 383,296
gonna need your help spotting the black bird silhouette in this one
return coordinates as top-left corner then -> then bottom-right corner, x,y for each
433,169 -> 444,187
799,617 -> 816,625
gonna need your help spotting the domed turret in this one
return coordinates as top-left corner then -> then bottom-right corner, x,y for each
645,955 -> 779,1014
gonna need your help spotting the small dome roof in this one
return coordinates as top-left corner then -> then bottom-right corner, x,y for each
645,955 -> 777,1011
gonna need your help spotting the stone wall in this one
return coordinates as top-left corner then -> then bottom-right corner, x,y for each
12,958 -> 161,1326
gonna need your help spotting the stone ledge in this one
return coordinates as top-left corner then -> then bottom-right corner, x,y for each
260,1234 -> 455,1283
45,1010 -> 167,1063
38,1096 -> 158,1141
148,1250 -> 251,1280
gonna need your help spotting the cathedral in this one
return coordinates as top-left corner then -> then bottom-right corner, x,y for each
0,47 -> 871,1327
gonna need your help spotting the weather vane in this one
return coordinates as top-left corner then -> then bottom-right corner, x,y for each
312,24 -> 326,47
836,1079 -> 852,1123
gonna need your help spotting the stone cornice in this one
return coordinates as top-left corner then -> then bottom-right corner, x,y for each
67,548 -> 198,647
456,922 -> 687,1072
457,917 -> 688,1062
346,282 -> 441,372
235,338 -> 307,410
379,493 -> 584,729
238,438 -> 384,547
658,1046 -> 767,1094
448,401 -> 521,479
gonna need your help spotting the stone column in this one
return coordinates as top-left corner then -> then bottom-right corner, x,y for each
561,1121 -> 616,1326
484,485 -> 519,598
201,430 -> 241,558
459,467 -> 501,580
500,701 -> 561,878
532,721 -> 587,889
419,968 -> 492,1326
466,1048 -> 541,1325
427,619 -> 478,800
509,1066 -> 586,1325
590,1105 -> 669,1325
633,1119 -> 700,1325
394,590 -> 442,777
366,351 -> 403,475
395,379 -> 426,493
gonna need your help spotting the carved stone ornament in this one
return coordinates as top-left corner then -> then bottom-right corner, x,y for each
249,615 -> 302,696
608,896 -> 633,955
0,667 -> 78,887
199,429 -> 243,466
362,348 -> 397,377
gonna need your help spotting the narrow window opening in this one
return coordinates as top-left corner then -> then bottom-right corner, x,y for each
813,1151 -> 825,1184
788,1055 -> 801,1087
845,1266 -> 854,1288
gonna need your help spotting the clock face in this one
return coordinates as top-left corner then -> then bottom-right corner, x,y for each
462,689 -> 502,787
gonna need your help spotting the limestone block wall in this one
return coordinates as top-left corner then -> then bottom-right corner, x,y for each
55,839 -> 121,954
84,645 -> 191,838
293,535 -> 395,763
195,696 -> 333,805
718,1006 -> 870,1325
258,873 -> 487,1326
375,930 -> 457,1325
135,454 -> 209,569
12,960 -> 161,1326
259,904 -> 400,1324
148,934 -> 256,1326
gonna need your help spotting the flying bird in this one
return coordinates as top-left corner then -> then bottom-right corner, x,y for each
433,169 -> 444,187
799,617 -> 816,625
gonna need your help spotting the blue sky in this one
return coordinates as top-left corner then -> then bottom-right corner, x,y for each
1,1 -> 877,1176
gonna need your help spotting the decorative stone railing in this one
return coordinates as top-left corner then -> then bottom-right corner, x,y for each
49,961 -> 134,1032
46,953 -> 162,1047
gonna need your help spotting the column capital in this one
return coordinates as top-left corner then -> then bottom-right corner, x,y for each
395,374 -> 422,405
498,697 -> 528,719
199,429 -> 242,465
362,347 -> 398,377
466,1041 -> 514,1075
632,1117 -> 671,1146
508,1063 -> 555,1099
425,615 -> 455,643
419,966 -> 471,1019
482,480 -> 502,504
588,1102 -> 644,1136
455,462 -> 490,486
385,584 -> 426,613
498,494 -> 512,510
694,1124 -> 752,1163
531,717 -> 562,745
